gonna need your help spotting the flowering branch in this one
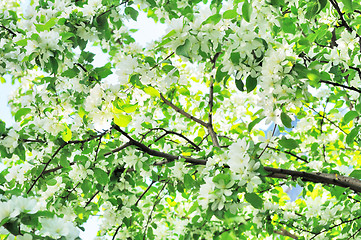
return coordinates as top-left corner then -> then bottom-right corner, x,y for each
27,130 -> 110,193
310,215 -> 361,239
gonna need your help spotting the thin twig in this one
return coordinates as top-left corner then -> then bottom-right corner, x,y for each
258,124 -> 277,158
320,80 -> 361,94
85,190 -> 100,207
159,94 -> 208,127
268,147 -> 309,163
150,52 -> 174,70
135,181 -> 155,206
0,25 -> 16,36
113,125 -> 207,165
27,143 -> 67,194
142,128 -> 201,151
143,181 -> 168,240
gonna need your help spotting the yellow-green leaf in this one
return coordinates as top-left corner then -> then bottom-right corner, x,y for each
62,126 -> 72,142
122,103 -> 138,113
114,113 -> 132,127
144,86 -> 160,97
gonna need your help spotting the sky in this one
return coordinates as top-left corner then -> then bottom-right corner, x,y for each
0,9 -> 166,240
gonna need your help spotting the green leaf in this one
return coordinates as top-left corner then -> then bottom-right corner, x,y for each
125,7 -> 139,21
3,219 -> 21,236
341,0 -> 353,11
47,178 -> 57,186
248,117 -> 265,132
318,0 -> 327,11
96,11 -> 111,40
213,173 -> 231,184
223,9 -> 237,19
202,13 -> 222,25
281,18 -> 296,34
242,0 -> 252,22
15,39 -> 28,46
114,113 -> 132,128
81,179 -> 91,194
280,112 -> 292,128
342,111 -> 358,125
15,108 -> 31,122
176,39 -> 191,58
60,32 -> 74,41
230,52 -> 240,65
350,170 -> 361,179
93,168 -> 108,185
235,79 -> 244,91
34,18 -> 57,32
0,120 -> 5,135
246,75 -> 257,93
215,65 -> 228,83
49,56 -> 58,74
346,127 -> 358,146
244,192 -> 263,209
307,69 -> 321,82
94,64 -> 112,79
278,137 -> 299,150
305,2 -> 319,20
184,174 -> 196,189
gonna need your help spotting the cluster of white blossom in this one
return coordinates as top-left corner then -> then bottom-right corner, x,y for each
0,194 -> 79,239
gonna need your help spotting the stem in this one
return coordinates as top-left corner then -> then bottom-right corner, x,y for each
135,181 -> 155,206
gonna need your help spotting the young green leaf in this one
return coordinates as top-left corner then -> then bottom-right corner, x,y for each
246,75 -> 257,93
242,0 -> 252,22
176,39 -> 191,58
278,137 -> 299,150
245,192 -> 263,209
280,112 -> 292,128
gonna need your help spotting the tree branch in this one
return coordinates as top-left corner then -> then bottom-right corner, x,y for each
85,190 -> 100,207
113,125 -> 207,165
264,166 -> 361,193
27,143 -> 67,194
143,128 -> 201,151
159,94 -> 208,127
0,25 -> 16,36
135,181 -> 155,206
274,228 -> 299,239
207,52 -> 222,148
320,80 -> 361,94
143,181 -> 168,240
150,52 -> 174,71
329,0 -> 354,33
27,130 -> 110,193
268,147 -> 309,163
